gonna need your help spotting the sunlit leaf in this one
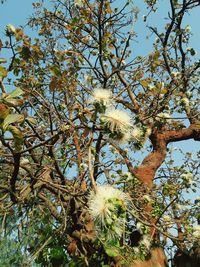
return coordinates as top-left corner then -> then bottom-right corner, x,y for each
0,65 -> 7,77
3,98 -> 23,106
104,245 -> 119,257
0,58 -> 7,63
7,125 -> 23,152
50,65 -> 61,76
26,116 -> 37,124
6,88 -> 24,98
3,114 -> 24,130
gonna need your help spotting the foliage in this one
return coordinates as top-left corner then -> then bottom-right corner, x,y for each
0,0 -> 200,266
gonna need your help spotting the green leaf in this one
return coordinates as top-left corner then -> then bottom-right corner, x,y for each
0,58 -> 7,63
104,245 -> 119,257
21,46 -> 31,60
3,114 -> 24,130
26,116 -> 37,124
0,65 -> 8,77
7,88 -> 24,98
3,98 -> 23,106
140,79 -> 151,88
50,65 -> 61,76
7,125 -> 23,152
194,123 -> 200,129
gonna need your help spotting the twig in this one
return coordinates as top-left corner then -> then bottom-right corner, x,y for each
88,145 -> 97,192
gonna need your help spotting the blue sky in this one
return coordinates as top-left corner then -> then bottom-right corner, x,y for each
0,1 -> 34,31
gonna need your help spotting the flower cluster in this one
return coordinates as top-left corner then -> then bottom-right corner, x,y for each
193,225 -> 200,241
139,235 -> 151,251
90,88 -> 152,145
131,127 -> 143,141
90,88 -> 134,143
181,172 -> 194,187
102,109 -> 132,133
130,126 -> 151,150
131,223 -> 152,257
156,112 -> 171,120
74,0 -> 84,8
5,24 -> 16,36
90,88 -> 112,107
185,25 -> 192,33
88,185 -> 130,239
181,97 -> 190,107
162,215 -> 174,228
101,108 -> 133,143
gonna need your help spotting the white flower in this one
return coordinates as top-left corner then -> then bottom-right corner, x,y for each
90,88 -> 112,106
88,185 -> 130,237
131,127 -> 143,140
162,215 -> 173,227
193,225 -> 200,239
185,25 -> 192,33
102,109 -> 132,133
145,128 -> 152,138
80,163 -> 88,171
143,194 -> 152,203
113,130 -> 131,144
121,60 -> 126,66
5,24 -> 16,36
156,112 -> 171,119
175,204 -> 185,210
140,235 -> 151,250
122,172 -> 132,180
186,91 -> 192,98
171,71 -> 181,78
130,127 -> 151,147
124,148 -> 129,153
162,215 -> 171,222
133,247 -> 140,254
181,97 -> 190,107
136,222 -> 144,233
181,172 -> 193,185
74,0 -> 84,7
156,112 -> 171,123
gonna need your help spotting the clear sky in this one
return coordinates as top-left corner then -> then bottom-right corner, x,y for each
0,1 -> 34,32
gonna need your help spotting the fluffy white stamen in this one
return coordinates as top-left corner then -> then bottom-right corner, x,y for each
90,88 -> 112,106
102,109 -> 132,133
88,185 -> 129,237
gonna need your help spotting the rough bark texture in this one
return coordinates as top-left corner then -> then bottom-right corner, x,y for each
126,125 -> 200,267
130,247 -> 168,267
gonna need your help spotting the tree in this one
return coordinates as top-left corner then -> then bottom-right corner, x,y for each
0,0 -> 200,266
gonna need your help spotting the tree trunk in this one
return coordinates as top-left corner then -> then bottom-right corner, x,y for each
130,247 -> 168,267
